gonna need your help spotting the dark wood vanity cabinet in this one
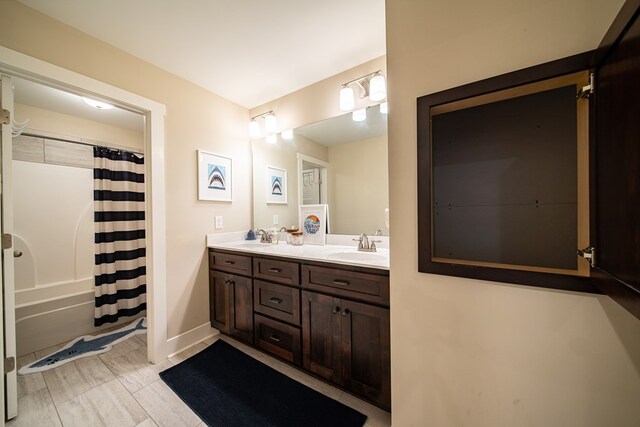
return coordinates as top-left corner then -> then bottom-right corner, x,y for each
301,291 -> 391,411
209,270 -> 254,344
209,248 -> 391,411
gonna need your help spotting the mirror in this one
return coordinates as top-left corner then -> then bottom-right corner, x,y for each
252,104 -> 389,235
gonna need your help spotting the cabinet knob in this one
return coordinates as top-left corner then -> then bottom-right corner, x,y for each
342,308 -> 351,317
268,335 -> 281,342
269,297 -> 283,304
268,267 -> 282,273
332,306 -> 340,314
333,279 -> 350,286
223,260 -> 236,265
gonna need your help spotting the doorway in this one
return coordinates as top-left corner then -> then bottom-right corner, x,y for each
0,46 -> 167,421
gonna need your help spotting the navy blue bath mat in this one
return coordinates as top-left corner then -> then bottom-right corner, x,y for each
160,340 -> 367,427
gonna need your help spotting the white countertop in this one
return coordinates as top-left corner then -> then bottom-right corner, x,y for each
207,239 -> 389,270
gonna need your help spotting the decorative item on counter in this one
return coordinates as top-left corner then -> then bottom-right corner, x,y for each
270,229 -> 279,245
246,229 -> 256,240
285,226 -> 299,244
299,204 -> 327,245
291,231 -> 304,246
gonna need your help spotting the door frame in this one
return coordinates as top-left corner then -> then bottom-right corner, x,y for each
0,46 -> 168,365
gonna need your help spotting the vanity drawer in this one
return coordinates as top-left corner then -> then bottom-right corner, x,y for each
254,314 -> 301,365
302,265 -> 389,306
253,257 -> 300,286
254,280 -> 300,325
209,250 -> 252,276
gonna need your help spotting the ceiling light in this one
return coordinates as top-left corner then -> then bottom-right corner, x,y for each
380,102 -> 388,114
340,86 -> 355,111
281,129 -> 293,140
249,120 -> 261,138
369,74 -> 387,101
266,134 -> 277,144
352,108 -> 366,122
81,97 -> 114,110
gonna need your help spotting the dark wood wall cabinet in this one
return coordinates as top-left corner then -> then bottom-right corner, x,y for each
208,248 -> 391,411
416,0 -> 640,321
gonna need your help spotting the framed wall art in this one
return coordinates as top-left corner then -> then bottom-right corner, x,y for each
299,204 -> 327,245
266,166 -> 287,204
197,150 -> 232,202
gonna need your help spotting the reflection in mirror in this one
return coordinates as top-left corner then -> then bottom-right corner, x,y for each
252,103 -> 388,236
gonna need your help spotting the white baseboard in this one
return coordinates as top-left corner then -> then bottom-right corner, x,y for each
165,321 -> 219,358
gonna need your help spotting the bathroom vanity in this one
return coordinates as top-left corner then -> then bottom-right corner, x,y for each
207,240 -> 391,411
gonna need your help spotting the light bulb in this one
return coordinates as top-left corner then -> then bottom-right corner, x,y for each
249,120 -> 261,138
369,74 -> 386,101
81,97 -> 114,110
266,134 -> 277,144
265,113 -> 278,134
339,86 -> 355,111
352,108 -> 366,122
380,102 -> 388,114
281,129 -> 293,140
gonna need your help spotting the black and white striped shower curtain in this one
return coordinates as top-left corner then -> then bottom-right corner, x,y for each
93,146 -> 146,326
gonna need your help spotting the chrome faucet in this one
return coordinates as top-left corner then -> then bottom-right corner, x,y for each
353,233 -> 382,252
256,229 -> 272,243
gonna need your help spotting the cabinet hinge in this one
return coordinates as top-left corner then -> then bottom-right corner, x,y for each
1,234 -> 12,249
0,108 -> 9,125
4,356 -> 15,374
577,245 -> 596,267
577,73 -> 595,99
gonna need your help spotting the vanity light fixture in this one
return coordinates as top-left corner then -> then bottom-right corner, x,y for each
339,86 -> 355,111
380,102 -> 388,114
281,129 -> 293,140
369,74 -> 387,102
339,70 -> 386,111
248,110 -> 278,138
352,108 -> 367,122
81,96 -> 114,110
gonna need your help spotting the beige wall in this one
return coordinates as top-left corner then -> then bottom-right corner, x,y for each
15,103 -> 143,150
328,135 -> 388,234
0,0 -> 251,339
386,0 -> 640,426
252,133 -> 328,230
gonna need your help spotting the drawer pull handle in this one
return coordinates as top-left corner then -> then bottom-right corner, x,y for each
223,260 -> 236,265
269,297 -> 283,304
332,306 -> 341,314
268,335 -> 281,342
333,279 -> 350,286
342,308 -> 351,317
268,267 -> 283,273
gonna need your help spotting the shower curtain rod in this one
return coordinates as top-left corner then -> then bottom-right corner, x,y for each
21,131 -> 144,156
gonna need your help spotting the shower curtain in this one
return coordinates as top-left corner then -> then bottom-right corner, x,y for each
93,146 -> 146,326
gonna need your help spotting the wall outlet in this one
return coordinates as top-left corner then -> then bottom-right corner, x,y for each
215,216 -> 223,229
273,214 -> 279,225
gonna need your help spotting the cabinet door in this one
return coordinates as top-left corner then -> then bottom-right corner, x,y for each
229,275 -> 254,344
301,291 -> 342,383
209,270 -> 231,333
341,300 -> 391,411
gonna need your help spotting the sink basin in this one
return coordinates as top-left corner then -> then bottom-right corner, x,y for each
326,251 -> 387,262
231,242 -> 270,249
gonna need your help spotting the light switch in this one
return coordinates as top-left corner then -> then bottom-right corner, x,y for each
215,216 -> 223,229
273,214 -> 279,225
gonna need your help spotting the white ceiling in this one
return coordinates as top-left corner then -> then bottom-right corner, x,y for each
17,0 -> 386,109
13,77 -> 144,131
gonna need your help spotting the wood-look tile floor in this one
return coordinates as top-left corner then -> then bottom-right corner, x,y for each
10,333 -> 391,427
